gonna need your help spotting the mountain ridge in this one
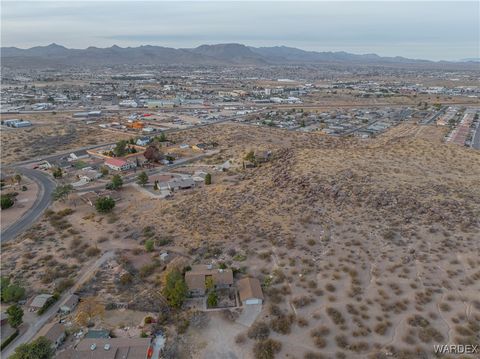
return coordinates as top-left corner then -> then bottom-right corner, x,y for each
1,43 -> 474,68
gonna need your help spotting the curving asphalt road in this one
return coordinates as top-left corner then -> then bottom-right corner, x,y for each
1,168 -> 56,242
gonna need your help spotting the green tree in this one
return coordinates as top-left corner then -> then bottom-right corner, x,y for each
100,166 -> 109,176
106,174 -> 123,190
207,291 -> 218,308
52,167 -> 63,179
145,239 -> 154,252
95,196 -> 115,213
158,132 -> 167,142
10,336 -> 55,359
204,173 -> 212,185
1,195 -> 14,209
52,184 -> 73,202
1,278 -> 25,303
7,304 -> 24,328
113,140 -> 127,157
163,270 -> 188,308
137,171 -> 148,186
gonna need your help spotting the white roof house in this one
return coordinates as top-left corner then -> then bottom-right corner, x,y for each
30,294 -> 53,309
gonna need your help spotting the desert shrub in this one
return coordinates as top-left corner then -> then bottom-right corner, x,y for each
407,314 -> 429,328
374,321 -> 391,335
312,336 -> 327,348
292,295 -> 315,307
418,327 -> 444,343
85,247 -> 100,257
439,302 -> 451,312
335,335 -> 349,349
253,339 -> 282,359
235,333 -> 246,344
140,262 -> 160,278
55,278 -> 74,293
326,307 -> 345,326
297,317 -> 309,327
248,321 -> 270,340
270,315 -> 293,335
97,236 -> 109,243
176,318 -> 189,334
325,283 -> 336,292
349,341 -> 369,353
310,326 -> 330,348
145,239 -> 154,252
119,273 -> 133,285
157,237 -> 172,246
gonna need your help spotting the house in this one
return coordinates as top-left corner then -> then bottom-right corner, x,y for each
12,120 -> 32,128
68,150 -> 89,162
136,137 -> 151,146
29,294 -> 53,311
60,294 -> 79,314
167,178 -> 195,191
36,323 -> 65,349
56,337 -> 151,359
80,170 -> 102,182
104,158 -> 134,171
185,265 -> 233,297
237,277 -> 264,305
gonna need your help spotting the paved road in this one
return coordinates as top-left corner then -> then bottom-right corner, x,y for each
1,168 -> 56,243
471,121 -> 480,149
2,251 -> 115,357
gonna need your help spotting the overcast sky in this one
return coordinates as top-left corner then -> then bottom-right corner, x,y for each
1,1 -> 479,60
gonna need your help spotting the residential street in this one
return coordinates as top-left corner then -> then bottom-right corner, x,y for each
1,168 -> 56,242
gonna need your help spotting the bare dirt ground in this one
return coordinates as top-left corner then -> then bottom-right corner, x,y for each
0,113 -> 130,164
1,122 -> 479,358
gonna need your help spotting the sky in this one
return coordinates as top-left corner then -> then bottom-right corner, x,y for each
1,1 -> 479,61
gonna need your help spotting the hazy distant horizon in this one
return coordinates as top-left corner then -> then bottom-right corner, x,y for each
1,1 -> 479,61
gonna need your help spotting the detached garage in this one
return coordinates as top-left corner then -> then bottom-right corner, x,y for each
237,277 -> 264,305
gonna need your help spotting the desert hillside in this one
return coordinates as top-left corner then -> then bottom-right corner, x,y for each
2,122 -> 479,358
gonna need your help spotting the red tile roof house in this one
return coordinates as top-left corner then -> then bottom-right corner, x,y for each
104,158 -> 135,171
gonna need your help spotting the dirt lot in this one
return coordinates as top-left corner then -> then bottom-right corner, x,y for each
0,113 -> 130,164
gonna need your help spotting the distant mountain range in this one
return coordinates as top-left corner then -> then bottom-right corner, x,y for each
0,43 -> 475,68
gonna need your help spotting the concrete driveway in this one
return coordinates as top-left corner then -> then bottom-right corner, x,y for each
235,304 -> 262,327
